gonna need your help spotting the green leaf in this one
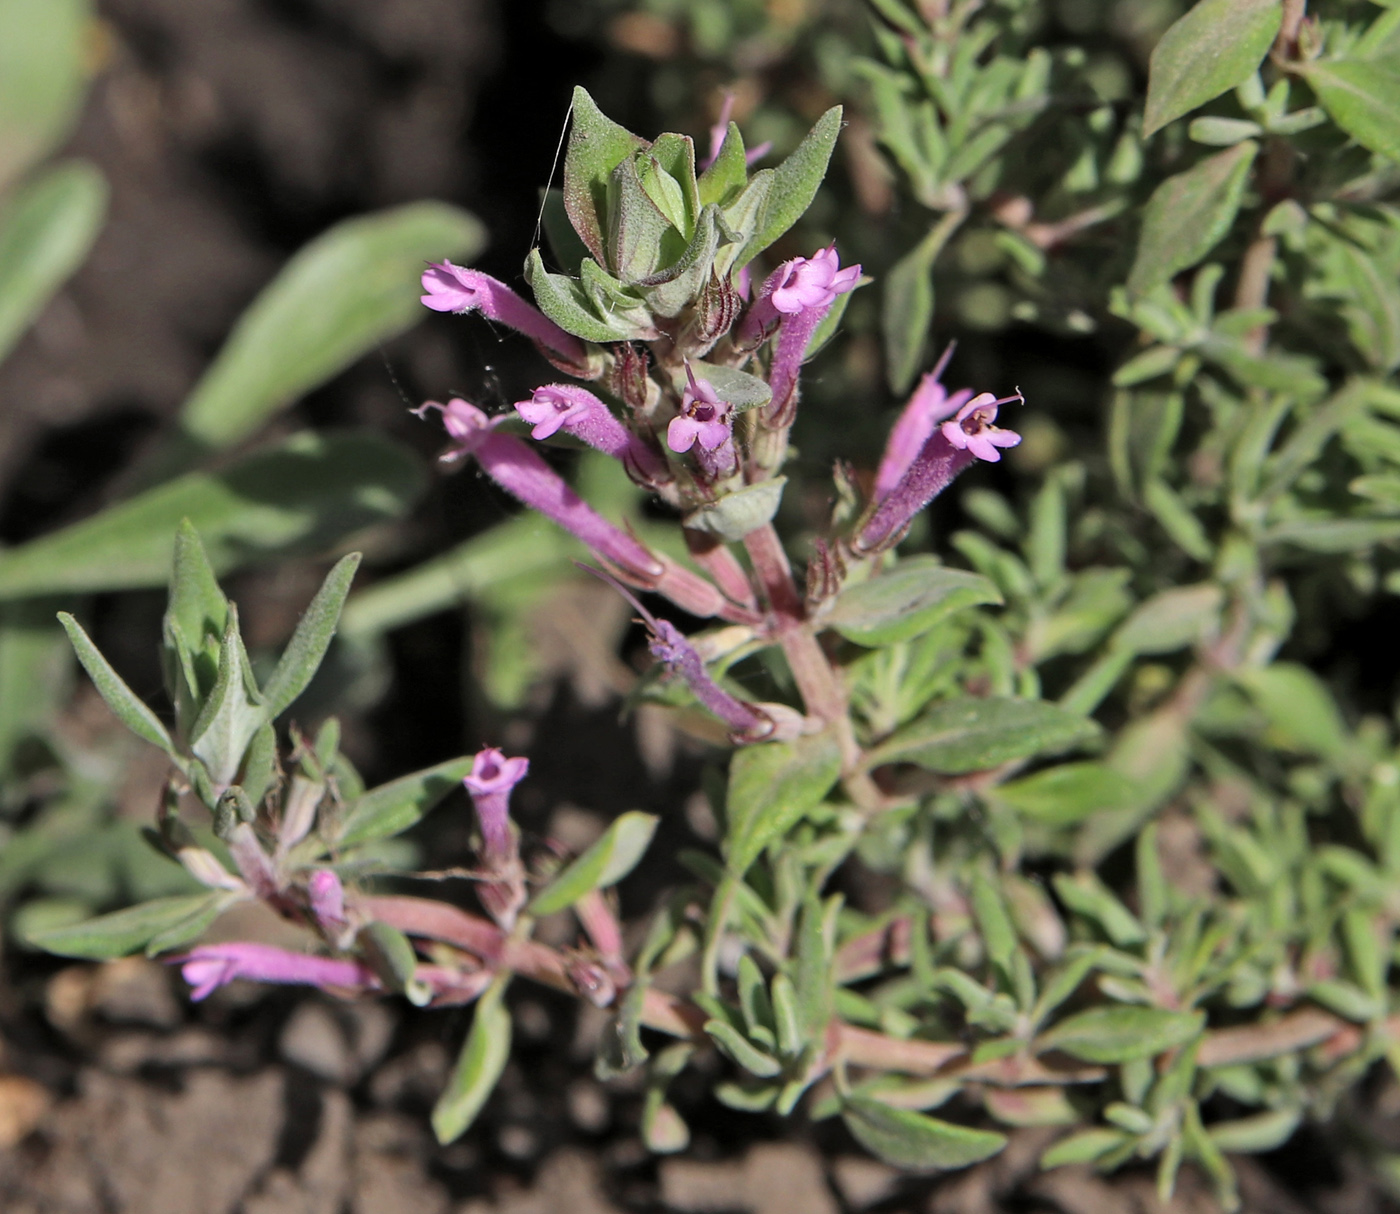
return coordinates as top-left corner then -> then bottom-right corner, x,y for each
704,1019 -> 783,1077
23,892 -> 225,959
841,1096 -> 1007,1171
970,872 -> 1017,974
1207,1108 -> 1301,1154
994,763 -> 1135,826
1297,58 -> 1400,163
1040,1128 -> 1131,1169
1143,0 -> 1282,137
337,756 -> 477,848
725,730 -> 843,875
825,557 -> 1001,647
1051,872 -> 1146,947
610,153 -> 678,284
177,203 -> 484,454
697,122 -> 748,207
167,520 -> 230,665
0,432 -> 425,598
1037,1005 -> 1204,1063
261,553 -> 361,720
539,187 -> 591,276
1235,662 -> 1349,761
563,87 -> 648,266
736,106 -> 842,268
690,362 -> 772,411
0,160 -> 107,363
870,698 -> 1100,774
883,221 -> 945,394
0,599 -> 71,777
58,612 -> 179,761
528,811 -> 659,916
524,248 -> 642,342
1112,583 -> 1223,655
432,977 -> 512,1143
187,609 -> 264,787
682,477 -> 787,543
145,893 -> 228,956
0,0 -> 91,191
1263,516 -> 1400,552
1127,142 -> 1258,296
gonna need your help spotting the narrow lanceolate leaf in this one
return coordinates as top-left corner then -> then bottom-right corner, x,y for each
736,106 -> 842,268
724,730 -> 842,875
336,756 -> 477,847
0,433 -> 424,598
58,613 -> 180,762
260,553 -> 362,720
704,1020 -> 783,1077
1035,1005 -> 1204,1063
1143,0 -> 1282,137
1127,142 -> 1257,296
883,221 -> 946,395
177,202 -> 485,452
432,977 -> 512,1144
529,811 -> 659,916
23,893 -> 224,960
0,160 -> 107,363
994,763 -> 1135,826
825,557 -> 1001,647
841,1096 -> 1006,1171
1297,58 -> 1400,163
869,698 -> 1100,774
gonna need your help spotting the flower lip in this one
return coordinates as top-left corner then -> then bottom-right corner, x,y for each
464,747 -> 529,797
668,365 -> 733,454
770,246 -> 862,315
516,386 -> 588,440
413,398 -> 498,460
940,390 -> 1024,463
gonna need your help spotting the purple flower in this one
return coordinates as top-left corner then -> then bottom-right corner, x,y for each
940,392 -> 1023,463
855,391 -> 1024,555
735,247 -> 860,428
463,748 -> 529,864
416,399 -> 665,583
587,567 -> 772,743
873,347 -> 971,502
421,261 -> 589,367
667,368 -> 733,454
517,384 -> 667,483
176,943 -> 375,1001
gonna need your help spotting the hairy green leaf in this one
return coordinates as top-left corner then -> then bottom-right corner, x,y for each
825,557 -> 1001,647
529,811 -> 659,916
870,698 -> 1100,774
725,730 -> 842,875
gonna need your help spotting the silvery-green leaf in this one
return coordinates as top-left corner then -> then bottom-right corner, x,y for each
0,0 -> 90,191
0,159 -> 107,363
261,553 -> 361,720
563,86 -> 647,265
641,133 -> 698,237
188,609 -> 265,788
0,432 -> 424,598
689,361 -> 772,411
841,1097 -> 1006,1171
1112,583 -> 1223,655
735,106 -> 842,268
994,763 -> 1135,826
825,558 -> 1001,647
1298,58 -> 1400,163
1143,0 -> 1282,136
883,222 -> 946,394
538,187 -> 590,276
528,811 -> 659,916
683,478 -> 787,543
337,756 -> 477,847
1128,142 -> 1257,296
610,153 -> 682,283
524,248 -> 640,342
1040,1128 -> 1131,1169
704,1019 -> 782,1077
870,698 -> 1100,774
640,204 -> 725,318
23,892 -> 224,960
725,730 -> 842,875
59,612 -> 180,763
698,121 -> 748,207
1036,1005 -> 1204,1062
432,977 -> 512,1143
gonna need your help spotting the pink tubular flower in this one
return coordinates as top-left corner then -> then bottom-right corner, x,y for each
873,347 -> 972,502
175,943 -> 376,1001
940,392 -> 1023,463
463,748 -> 529,864
308,869 -> 346,932
856,391 -> 1023,555
516,384 -> 667,483
735,247 -> 860,427
415,399 -> 664,583
421,262 -> 589,367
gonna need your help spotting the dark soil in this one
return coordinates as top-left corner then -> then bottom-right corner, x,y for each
3,2 -> 1400,1211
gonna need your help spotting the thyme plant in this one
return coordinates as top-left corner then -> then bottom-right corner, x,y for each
30,0 -> 1400,1203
